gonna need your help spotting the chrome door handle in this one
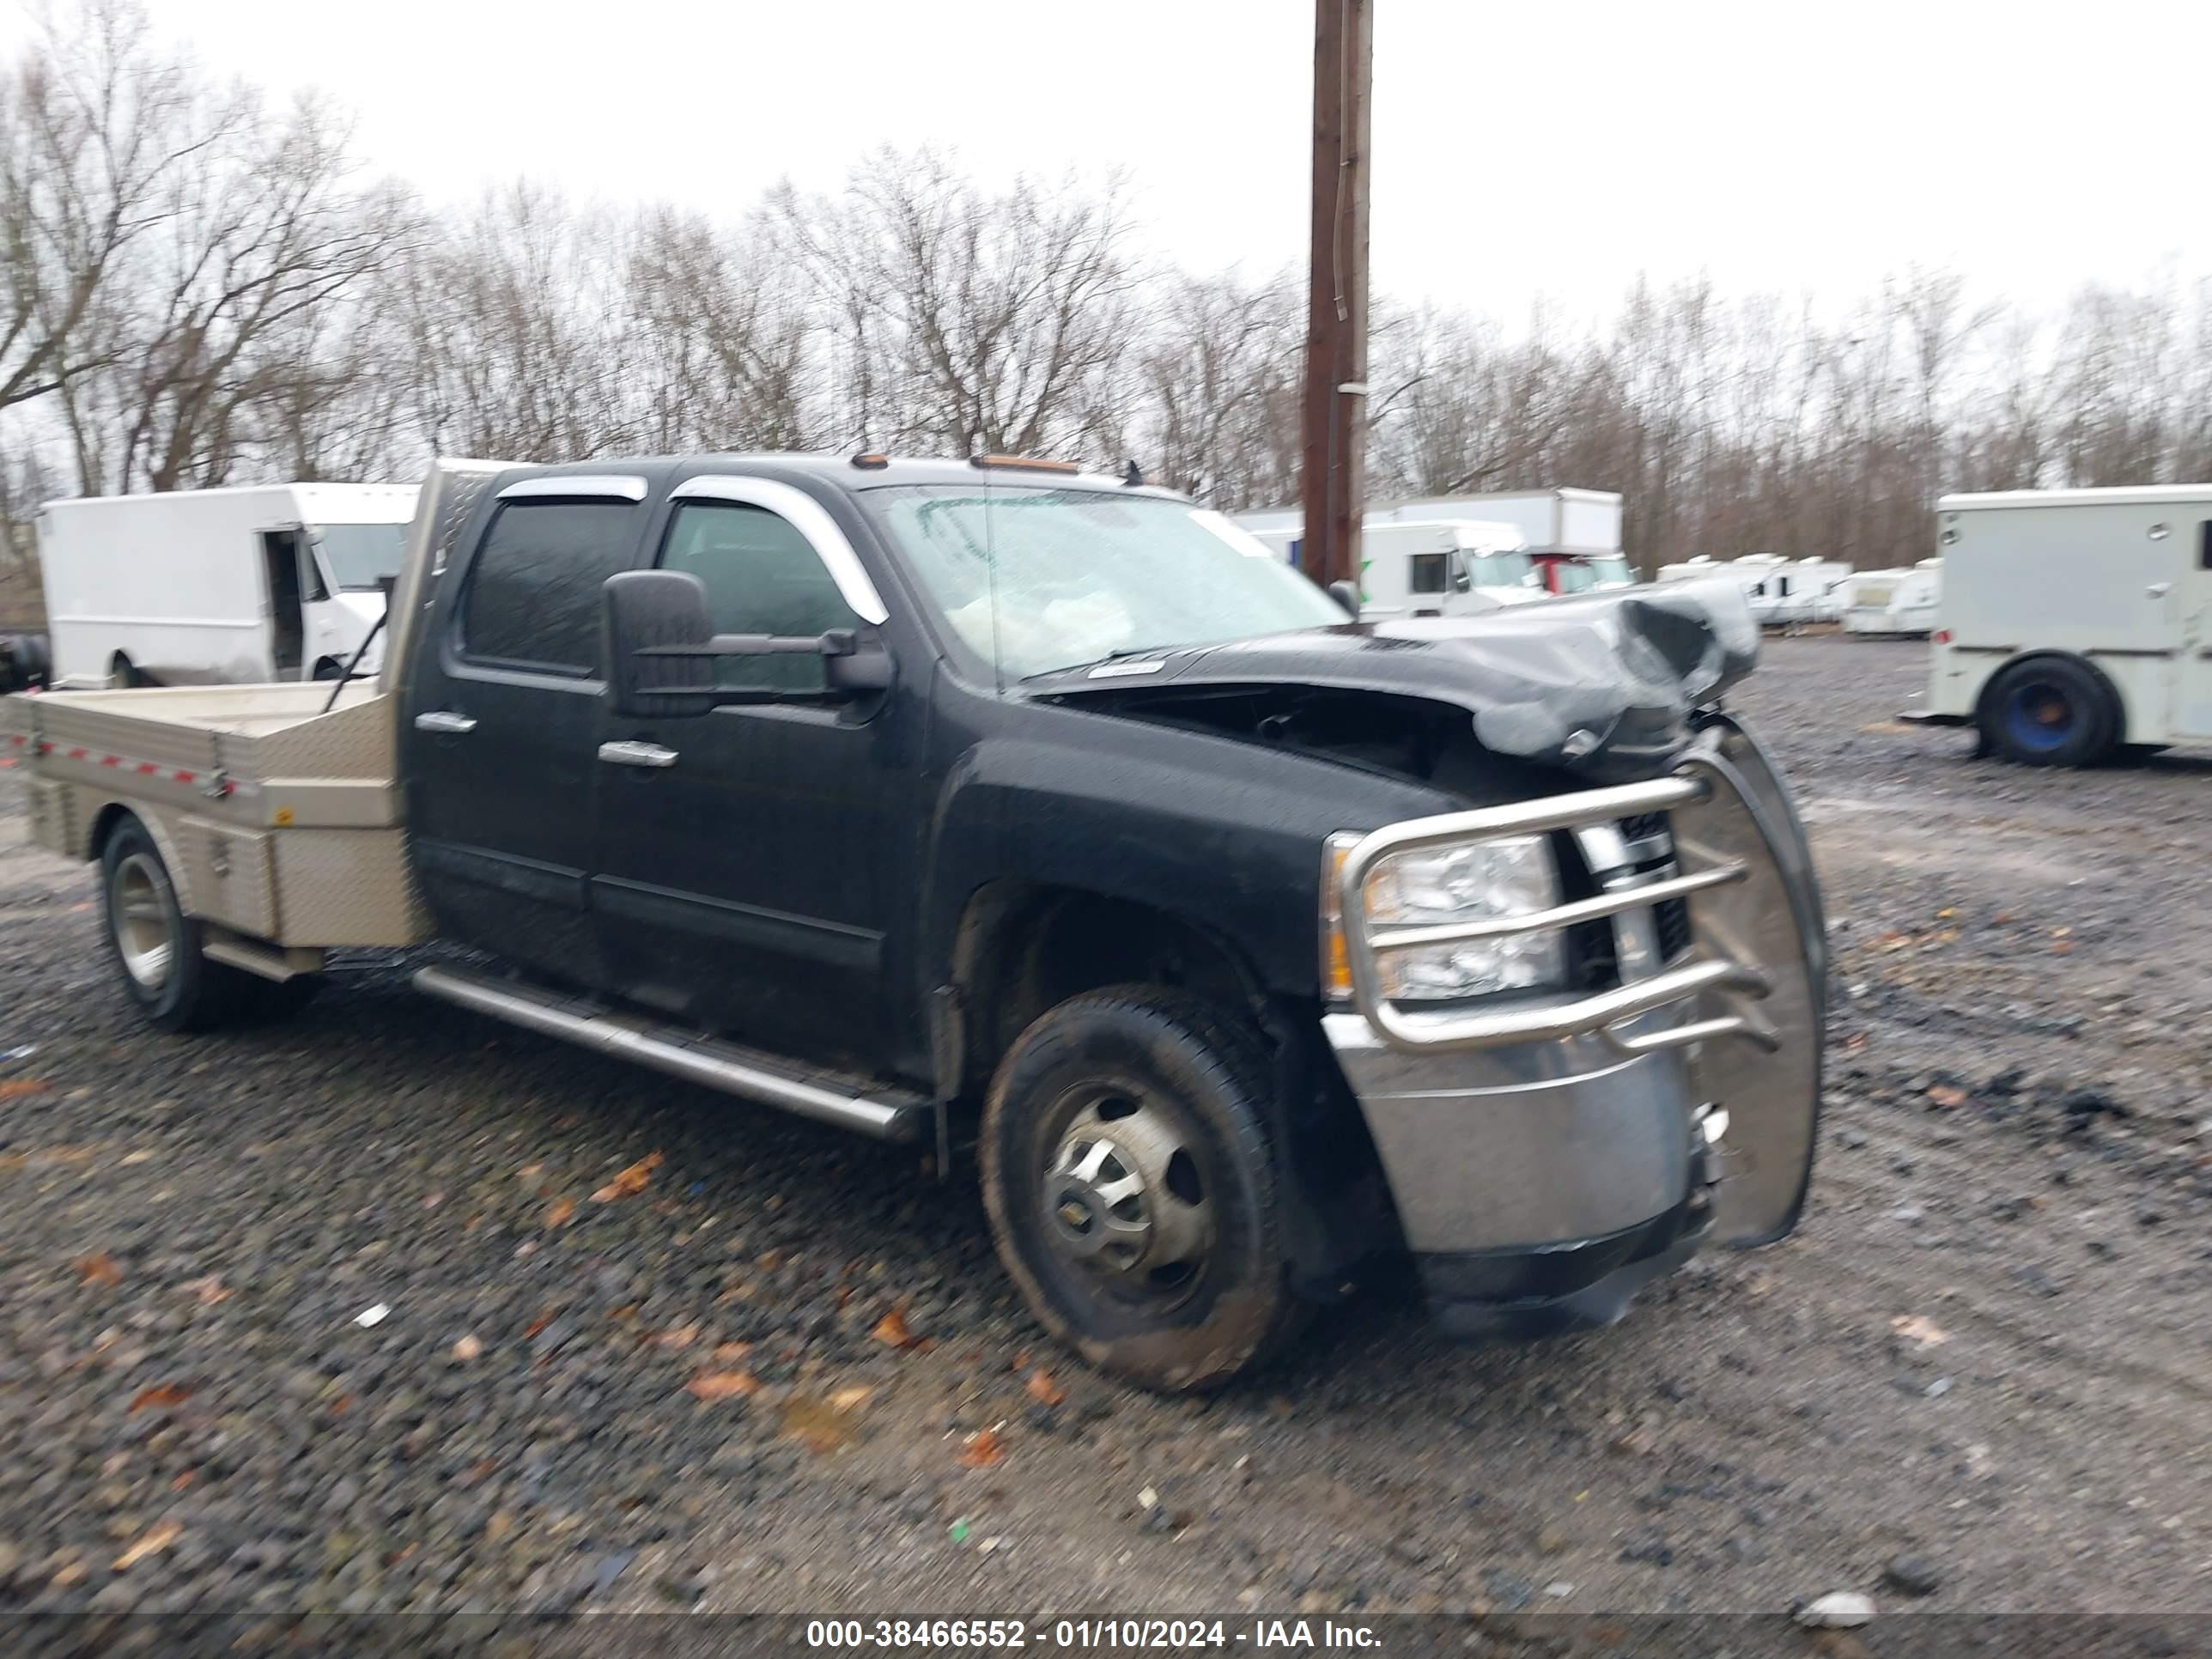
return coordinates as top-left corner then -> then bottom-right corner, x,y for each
599,740 -> 678,769
414,710 -> 477,734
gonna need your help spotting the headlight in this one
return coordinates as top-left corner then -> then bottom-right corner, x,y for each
1324,831 -> 1565,1002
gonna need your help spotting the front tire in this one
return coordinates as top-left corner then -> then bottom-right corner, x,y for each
981,988 -> 1306,1393
1981,657 -> 2117,768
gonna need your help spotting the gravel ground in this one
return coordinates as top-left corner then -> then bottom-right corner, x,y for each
1,636 -> 2207,1620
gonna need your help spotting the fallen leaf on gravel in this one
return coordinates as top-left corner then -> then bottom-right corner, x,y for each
644,1324 -> 698,1351
712,1341 -> 752,1364
1936,908 -> 1958,921
872,1303 -> 921,1350
523,1312 -> 552,1340
782,1391 -> 867,1453
2051,926 -> 2073,939
828,1385 -> 872,1413
1024,1370 -> 1066,1407
452,1334 -> 483,1362
958,1427 -> 1006,1468
544,1197 -> 576,1228
128,1383 -> 193,1414
1891,1315 -> 1949,1347
183,1275 -> 229,1306
112,1520 -> 180,1571
2051,942 -> 2073,956
76,1254 -> 122,1286
1877,933 -> 1912,952
1925,1085 -> 1969,1109
684,1370 -> 761,1402
592,1152 -> 663,1203
0,1078 -> 53,1101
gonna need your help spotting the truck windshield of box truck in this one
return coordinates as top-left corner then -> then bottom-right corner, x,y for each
313,523 -> 409,591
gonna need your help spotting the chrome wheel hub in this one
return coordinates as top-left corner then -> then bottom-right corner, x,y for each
1042,1092 -> 1213,1292
111,853 -> 175,991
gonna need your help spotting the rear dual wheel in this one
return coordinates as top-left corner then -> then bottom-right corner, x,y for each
981,987 -> 1306,1394
100,818 -> 319,1032
1982,657 -> 2118,769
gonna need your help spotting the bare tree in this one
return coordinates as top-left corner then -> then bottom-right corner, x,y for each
771,148 -> 1139,458
391,184 -> 630,463
626,206 -> 817,453
0,0 -> 226,416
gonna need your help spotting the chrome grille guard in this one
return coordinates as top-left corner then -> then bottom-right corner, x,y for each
1335,755 -> 1794,1060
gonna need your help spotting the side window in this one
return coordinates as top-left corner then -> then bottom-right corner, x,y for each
459,501 -> 637,674
1407,552 -> 1449,595
2200,520 -> 2210,571
658,501 -> 860,690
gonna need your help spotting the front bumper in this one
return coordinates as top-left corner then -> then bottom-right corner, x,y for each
1324,1013 -> 1701,1255
1325,717 -> 1826,1334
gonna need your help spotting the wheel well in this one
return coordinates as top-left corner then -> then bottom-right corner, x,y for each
951,882 -> 1404,1291
88,801 -> 139,862
1975,651 -> 2126,744
952,884 -> 1259,1099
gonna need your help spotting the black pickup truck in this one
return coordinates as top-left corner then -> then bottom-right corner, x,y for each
13,454 -> 1824,1391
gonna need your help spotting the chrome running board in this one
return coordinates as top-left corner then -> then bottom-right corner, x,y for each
413,963 -> 930,1143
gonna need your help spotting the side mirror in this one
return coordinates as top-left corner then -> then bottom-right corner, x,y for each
1328,579 -> 1360,619
602,570 -> 896,719
605,569 -> 716,720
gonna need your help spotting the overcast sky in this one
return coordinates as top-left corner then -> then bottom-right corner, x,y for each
12,0 -> 2210,324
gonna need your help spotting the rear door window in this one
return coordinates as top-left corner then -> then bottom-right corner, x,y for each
459,501 -> 638,674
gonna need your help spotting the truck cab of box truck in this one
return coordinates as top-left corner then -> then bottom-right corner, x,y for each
1232,515 -> 1540,617
1905,486 -> 2212,764
36,483 -> 416,688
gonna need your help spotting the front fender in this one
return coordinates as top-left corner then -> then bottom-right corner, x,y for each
921,710 -> 1455,1002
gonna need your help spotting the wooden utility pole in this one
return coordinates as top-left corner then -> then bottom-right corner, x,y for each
1299,0 -> 1372,590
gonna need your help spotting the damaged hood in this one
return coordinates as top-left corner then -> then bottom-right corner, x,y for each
1035,578 -> 1759,779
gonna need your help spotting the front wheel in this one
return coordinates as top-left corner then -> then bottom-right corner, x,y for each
981,988 -> 1306,1393
1981,657 -> 2117,768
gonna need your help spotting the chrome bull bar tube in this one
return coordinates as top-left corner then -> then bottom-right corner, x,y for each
1336,770 -> 1776,1058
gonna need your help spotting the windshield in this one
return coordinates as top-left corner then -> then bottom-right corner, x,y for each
866,485 -> 1348,678
1550,556 -> 1632,594
314,523 -> 408,591
1463,549 -> 1534,588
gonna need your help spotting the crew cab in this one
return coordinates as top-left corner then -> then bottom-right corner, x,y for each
4,455 -> 1826,1391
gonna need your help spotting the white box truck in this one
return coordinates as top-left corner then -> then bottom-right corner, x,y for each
1902,485 -> 2212,764
1239,488 -> 1631,594
1236,516 -> 1541,617
36,482 -> 420,688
